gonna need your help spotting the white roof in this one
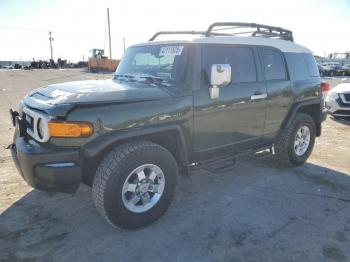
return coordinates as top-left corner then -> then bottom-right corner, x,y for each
131,36 -> 311,53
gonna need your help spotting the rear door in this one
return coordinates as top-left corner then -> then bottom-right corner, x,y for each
259,48 -> 292,135
193,45 -> 267,155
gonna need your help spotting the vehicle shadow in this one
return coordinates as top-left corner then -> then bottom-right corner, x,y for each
329,115 -> 350,126
1,157 -> 350,262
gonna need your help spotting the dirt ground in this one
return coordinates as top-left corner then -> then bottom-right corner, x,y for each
0,69 -> 349,262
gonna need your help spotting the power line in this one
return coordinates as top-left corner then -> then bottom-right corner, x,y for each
0,25 -> 49,32
0,25 -> 54,60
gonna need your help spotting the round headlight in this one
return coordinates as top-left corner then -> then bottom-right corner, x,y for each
37,118 -> 48,140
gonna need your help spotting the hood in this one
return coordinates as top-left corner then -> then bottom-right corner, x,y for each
331,83 -> 350,94
22,79 -> 172,116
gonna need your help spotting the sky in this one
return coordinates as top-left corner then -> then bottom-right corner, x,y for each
0,0 -> 349,62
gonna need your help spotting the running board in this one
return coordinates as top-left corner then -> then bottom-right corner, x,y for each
202,157 -> 237,174
189,145 -> 274,174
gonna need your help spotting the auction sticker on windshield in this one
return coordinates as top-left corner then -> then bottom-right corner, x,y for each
159,46 -> 184,56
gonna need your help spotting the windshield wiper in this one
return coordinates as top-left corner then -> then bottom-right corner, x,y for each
138,75 -> 167,87
137,74 -> 174,87
114,74 -> 136,81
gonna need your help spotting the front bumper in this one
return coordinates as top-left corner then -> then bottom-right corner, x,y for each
325,95 -> 350,117
10,132 -> 82,194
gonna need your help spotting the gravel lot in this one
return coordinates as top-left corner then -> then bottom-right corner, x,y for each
0,70 -> 349,262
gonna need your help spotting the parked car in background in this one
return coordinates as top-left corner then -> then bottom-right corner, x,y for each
325,79 -> 350,118
343,64 -> 350,76
321,62 -> 341,67
333,65 -> 347,76
322,65 -> 337,77
318,64 -> 327,77
3,65 -> 14,69
320,62 -> 347,76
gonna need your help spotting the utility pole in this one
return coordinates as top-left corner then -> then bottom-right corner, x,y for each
107,8 -> 112,59
123,37 -> 126,53
49,31 -> 54,60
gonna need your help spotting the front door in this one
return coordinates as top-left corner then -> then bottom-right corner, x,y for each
193,45 -> 267,155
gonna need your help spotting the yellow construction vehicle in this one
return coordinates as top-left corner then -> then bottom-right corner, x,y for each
88,49 -> 119,72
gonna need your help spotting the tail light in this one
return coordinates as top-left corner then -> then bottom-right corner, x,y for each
321,82 -> 330,94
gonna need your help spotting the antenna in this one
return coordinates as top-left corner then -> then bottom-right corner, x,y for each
123,37 -> 126,53
49,31 -> 54,60
107,8 -> 112,59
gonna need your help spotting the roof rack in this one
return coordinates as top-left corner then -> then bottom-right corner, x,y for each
149,31 -> 205,41
149,22 -> 294,42
206,22 -> 294,42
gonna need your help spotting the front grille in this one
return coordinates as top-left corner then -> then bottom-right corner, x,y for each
333,110 -> 350,116
337,98 -> 350,107
344,94 -> 350,102
25,114 -> 34,130
22,107 -> 49,142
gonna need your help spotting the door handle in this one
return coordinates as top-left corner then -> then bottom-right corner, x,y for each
251,92 -> 267,101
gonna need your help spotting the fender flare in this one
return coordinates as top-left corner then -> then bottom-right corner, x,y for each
81,124 -> 190,166
282,99 -> 324,136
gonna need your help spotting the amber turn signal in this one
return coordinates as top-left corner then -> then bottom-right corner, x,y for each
48,121 -> 94,138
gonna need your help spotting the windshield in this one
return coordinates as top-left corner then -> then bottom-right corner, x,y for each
114,44 -> 188,86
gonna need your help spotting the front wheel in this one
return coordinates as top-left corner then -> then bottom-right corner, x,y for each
92,140 -> 178,229
274,113 -> 316,166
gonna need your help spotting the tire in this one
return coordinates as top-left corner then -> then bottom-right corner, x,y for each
274,113 -> 316,166
92,140 -> 178,229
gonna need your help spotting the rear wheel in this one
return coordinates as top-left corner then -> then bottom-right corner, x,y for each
275,113 -> 316,166
92,140 -> 178,229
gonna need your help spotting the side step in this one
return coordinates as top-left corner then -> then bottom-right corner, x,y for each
251,147 -> 274,159
189,145 -> 274,174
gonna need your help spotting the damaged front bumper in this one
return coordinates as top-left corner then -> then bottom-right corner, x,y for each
9,110 -> 82,194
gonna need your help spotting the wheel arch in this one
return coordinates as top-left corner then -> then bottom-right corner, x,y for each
81,125 -> 190,185
282,99 -> 323,137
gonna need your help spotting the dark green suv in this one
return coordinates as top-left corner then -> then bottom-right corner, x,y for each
10,23 -> 327,229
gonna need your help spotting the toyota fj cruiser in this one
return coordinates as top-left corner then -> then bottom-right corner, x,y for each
10,22 -> 327,229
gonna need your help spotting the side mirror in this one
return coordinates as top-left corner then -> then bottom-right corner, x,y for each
210,64 -> 231,99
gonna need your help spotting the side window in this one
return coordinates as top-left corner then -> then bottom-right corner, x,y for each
202,46 -> 257,84
284,53 -> 309,80
261,48 -> 286,80
302,53 -> 320,77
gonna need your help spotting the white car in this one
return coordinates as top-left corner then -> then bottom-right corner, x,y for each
3,65 -> 14,69
325,79 -> 350,118
321,62 -> 341,67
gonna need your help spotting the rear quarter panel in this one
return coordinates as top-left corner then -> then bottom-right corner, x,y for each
285,52 -> 322,102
